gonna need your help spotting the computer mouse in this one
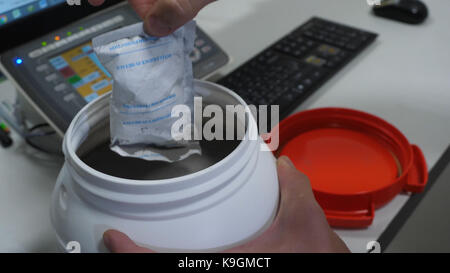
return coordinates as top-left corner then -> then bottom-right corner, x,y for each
373,0 -> 428,24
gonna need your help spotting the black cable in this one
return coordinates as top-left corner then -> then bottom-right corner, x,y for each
27,123 -> 56,137
25,123 -> 62,156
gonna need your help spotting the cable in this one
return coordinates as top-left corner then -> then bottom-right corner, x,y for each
27,123 -> 56,137
24,123 -> 62,156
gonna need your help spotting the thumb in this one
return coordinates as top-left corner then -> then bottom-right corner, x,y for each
143,0 -> 216,36
87,0 -> 105,6
103,229 -> 154,253
275,156 -> 325,227
277,156 -> 316,206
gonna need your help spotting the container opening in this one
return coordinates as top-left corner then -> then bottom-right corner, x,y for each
76,113 -> 243,180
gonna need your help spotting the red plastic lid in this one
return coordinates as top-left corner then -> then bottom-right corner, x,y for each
271,108 -> 428,228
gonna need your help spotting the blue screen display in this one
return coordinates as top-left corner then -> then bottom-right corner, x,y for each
0,0 -> 66,27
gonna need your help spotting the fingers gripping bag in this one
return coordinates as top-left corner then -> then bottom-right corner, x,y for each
92,21 -> 201,162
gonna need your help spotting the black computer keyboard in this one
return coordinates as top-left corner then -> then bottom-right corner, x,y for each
218,17 -> 378,120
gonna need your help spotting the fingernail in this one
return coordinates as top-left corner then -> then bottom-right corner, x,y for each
277,156 -> 295,168
146,17 -> 172,37
103,231 -> 111,248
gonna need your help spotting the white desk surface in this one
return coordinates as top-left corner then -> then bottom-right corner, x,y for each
1,0 -> 449,252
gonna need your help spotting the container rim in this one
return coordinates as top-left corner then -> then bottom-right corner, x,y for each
64,80 -> 260,187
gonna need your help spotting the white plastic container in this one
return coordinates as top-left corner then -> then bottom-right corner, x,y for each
50,80 -> 279,253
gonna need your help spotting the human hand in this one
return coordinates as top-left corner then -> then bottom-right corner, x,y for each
103,156 -> 350,253
88,0 -> 215,36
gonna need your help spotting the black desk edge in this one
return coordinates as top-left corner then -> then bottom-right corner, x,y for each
378,144 -> 450,252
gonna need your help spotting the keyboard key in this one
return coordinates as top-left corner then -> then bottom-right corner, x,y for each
310,70 -> 327,80
266,55 -> 280,65
293,84 -> 306,94
290,71 -> 305,81
305,55 -> 326,66
302,78 -> 313,87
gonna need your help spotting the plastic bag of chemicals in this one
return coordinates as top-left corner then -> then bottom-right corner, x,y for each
92,21 -> 200,162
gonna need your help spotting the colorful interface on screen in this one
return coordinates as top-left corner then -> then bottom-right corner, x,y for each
49,43 -> 112,102
0,0 -> 66,26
